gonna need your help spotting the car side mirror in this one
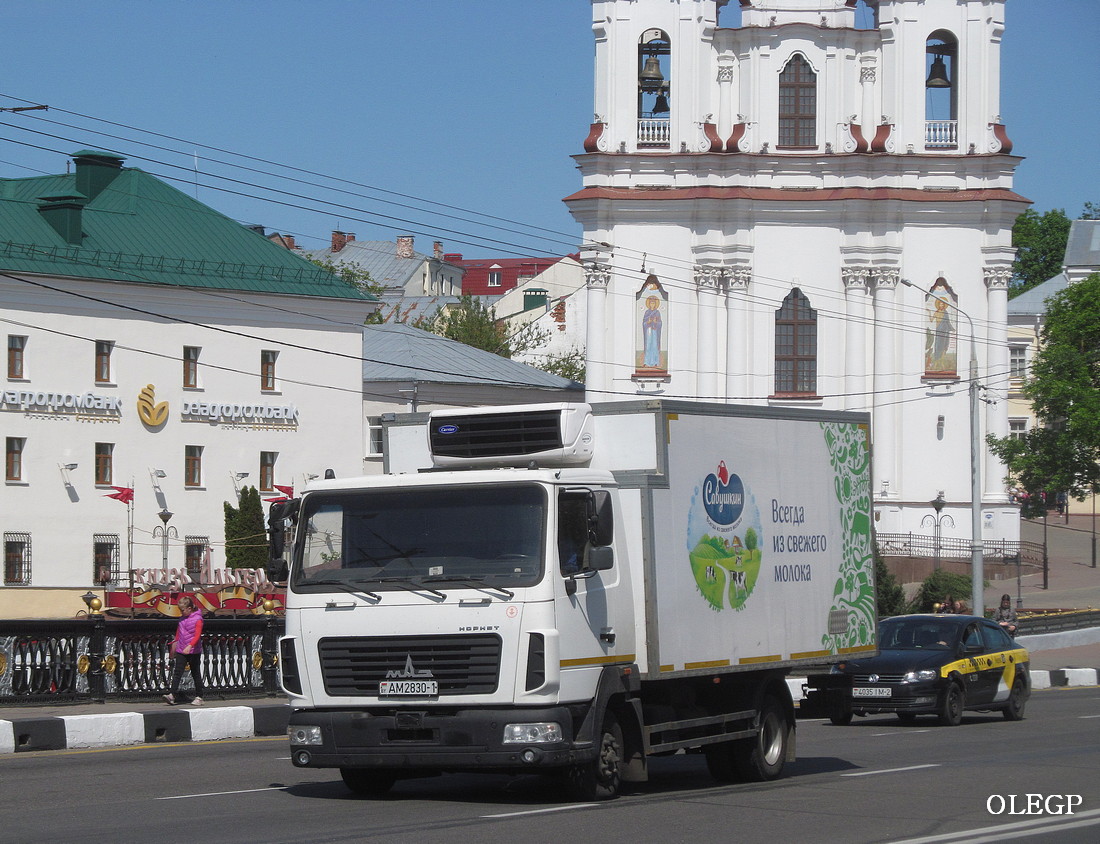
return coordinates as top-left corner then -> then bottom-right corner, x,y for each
588,545 -> 614,572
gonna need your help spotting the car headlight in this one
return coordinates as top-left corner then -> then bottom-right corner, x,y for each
903,669 -> 938,683
288,725 -> 323,745
502,722 -> 562,744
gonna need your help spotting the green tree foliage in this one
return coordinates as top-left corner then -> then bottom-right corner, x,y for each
743,527 -> 759,552
988,273 -> 1100,518
874,545 -> 908,617
528,347 -> 586,383
224,486 -> 268,569
415,295 -> 518,357
910,569 -> 972,613
1010,208 -> 1072,298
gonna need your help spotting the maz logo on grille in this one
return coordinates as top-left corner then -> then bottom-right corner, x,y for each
385,655 -> 434,679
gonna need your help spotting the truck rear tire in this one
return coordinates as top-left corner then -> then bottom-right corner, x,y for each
563,712 -> 623,801
341,768 -> 397,797
733,695 -> 788,782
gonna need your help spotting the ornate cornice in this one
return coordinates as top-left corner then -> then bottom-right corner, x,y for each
842,266 -> 871,290
983,267 -> 1013,290
695,265 -> 723,291
584,263 -> 612,289
872,267 -> 900,290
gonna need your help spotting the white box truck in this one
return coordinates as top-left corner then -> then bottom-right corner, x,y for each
272,400 -> 876,799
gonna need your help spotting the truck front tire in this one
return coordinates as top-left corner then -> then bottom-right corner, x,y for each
563,712 -> 623,801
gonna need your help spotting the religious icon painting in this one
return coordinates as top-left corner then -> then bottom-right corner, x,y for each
924,277 -> 958,378
634,274 -> 670,379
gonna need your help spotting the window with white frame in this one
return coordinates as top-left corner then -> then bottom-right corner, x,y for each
367,416 -> 384,456
183,346 -> 201,388
487,269 -> 502,288
1009,419 -> 1027,441
1009,345 -> 1028,379
185,445 -> 203,487
6,437 -> 25,481
260,350 -> 278,391
95,340 -> 114,383
260,451 -> 277,491
94,442 -> 113,485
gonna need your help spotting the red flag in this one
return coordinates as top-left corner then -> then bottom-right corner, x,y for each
104,486 -> 134,504
274,484 -> 294,497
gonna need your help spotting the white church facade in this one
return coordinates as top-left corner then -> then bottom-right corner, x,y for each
565,0 -> 1027,541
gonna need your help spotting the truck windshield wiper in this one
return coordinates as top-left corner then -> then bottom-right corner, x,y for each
421,574 -> 514,600
300,577 -> 381,602
372,576 -> 447,601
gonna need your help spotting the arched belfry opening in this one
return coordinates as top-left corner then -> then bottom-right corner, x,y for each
778,53 -> 817,149
925,30 -> 958,149
638,29 -> 671,149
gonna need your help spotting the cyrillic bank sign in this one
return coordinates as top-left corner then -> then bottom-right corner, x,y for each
1,389 -> 123,414
181,400 -> 299,424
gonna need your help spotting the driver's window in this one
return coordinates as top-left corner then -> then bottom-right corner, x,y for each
558,493 -> 589,576
963,624 -> 983,651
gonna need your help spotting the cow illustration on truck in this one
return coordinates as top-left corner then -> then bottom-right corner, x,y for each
269,400 -> 875,799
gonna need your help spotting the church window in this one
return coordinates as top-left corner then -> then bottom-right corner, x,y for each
925,31 -> 958,149
774,289 -> 817,395
778,54 -> 816,148
638,30 -> 671,148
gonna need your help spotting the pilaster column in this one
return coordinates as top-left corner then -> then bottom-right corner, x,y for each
984,267 -> 1013,502
858,62 -> 877,149
725,266 -> 751,400
872,268 -> 900,499
843,267 -> 871,410
695,266 -> 722,400
717,65 -> 735,142
584,263 -> 612,401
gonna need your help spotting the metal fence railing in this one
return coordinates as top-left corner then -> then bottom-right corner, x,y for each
0,614 -> 283,706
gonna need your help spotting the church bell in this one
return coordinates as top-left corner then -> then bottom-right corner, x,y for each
653,92 -> 670,114
925,55 -> 951,88
639,56 -> 664,89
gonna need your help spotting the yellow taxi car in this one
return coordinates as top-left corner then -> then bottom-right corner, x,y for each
803,614 -> 1030,726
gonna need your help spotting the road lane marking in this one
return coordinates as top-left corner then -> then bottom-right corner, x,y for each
482,804 -> 602,819
841,764 -> 940,777
158,786 -> 287,800
871,730 -> 932,736
884,807 -> 1100,843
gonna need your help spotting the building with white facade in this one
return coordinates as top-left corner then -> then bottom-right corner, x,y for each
565,0 -> 1028,541
1,151 -> 376,618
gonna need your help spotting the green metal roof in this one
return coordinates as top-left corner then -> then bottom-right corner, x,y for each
0,152 -> 375,301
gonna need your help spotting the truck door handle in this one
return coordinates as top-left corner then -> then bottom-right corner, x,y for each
600,629 -> 616,645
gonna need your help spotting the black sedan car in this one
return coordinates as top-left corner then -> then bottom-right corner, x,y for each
803,614 -> 1030,726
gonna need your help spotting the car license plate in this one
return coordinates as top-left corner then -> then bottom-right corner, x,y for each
379,680 -> 438,697
852,686 -> 892,698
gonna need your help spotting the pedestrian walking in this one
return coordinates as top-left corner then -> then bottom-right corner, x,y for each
164,594 -> 205,706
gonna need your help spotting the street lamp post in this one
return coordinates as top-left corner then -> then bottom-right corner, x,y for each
152,508 -> 178,570
922,491 -> 954,571
901,278 -> 984,616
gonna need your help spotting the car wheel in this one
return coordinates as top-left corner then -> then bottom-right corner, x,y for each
1002,677 -> 1027,721
829,700 -> 853,726
938,683 -> 964,727
340,768 -> 397,797
564,712 -> 623,801
733,695 -> 789,781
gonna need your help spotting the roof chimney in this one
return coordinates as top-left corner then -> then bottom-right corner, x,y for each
72,150 -> 125,201
433,241 -> 443,259
396,235 -> 414,259
37,195 -> 87,245
331,230 -> 355,253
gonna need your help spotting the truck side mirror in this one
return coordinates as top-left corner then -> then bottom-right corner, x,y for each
587,490 -> 614,547
587,545 -> 614,572
266,498 -> 299,581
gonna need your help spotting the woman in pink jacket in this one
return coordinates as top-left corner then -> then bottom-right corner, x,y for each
164,595 -> 205,706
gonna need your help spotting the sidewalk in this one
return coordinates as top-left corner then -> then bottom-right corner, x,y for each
3,516 -> 1098,755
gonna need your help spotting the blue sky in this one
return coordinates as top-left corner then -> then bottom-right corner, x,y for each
1,1 -> 1096,259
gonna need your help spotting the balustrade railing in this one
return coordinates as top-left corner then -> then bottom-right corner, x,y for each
924,120 -> 958,148
637,118 -> 671,148
0,615 -> 282,706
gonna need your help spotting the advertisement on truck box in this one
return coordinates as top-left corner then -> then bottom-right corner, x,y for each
651,413 -> 875,673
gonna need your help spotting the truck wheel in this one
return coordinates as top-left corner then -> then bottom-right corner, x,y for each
704,742 -> 738,783
828,699 -> 853,726
564,713 -> 623,801
937,683 -> 964,727
340,768 -> 397,797
1002,677 -> 1027,721
733,695 -> 789,782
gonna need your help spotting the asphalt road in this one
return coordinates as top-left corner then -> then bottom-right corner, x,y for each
3,688 -> 1098,844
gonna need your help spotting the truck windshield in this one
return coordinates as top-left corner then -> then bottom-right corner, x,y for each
291,484 -> 546,591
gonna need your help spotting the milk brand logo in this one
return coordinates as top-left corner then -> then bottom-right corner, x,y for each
702,461 -> 744,526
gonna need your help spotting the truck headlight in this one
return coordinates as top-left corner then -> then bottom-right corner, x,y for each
903,670 -> 938,683
289,725 -> 323,745
503,722 -> 562,744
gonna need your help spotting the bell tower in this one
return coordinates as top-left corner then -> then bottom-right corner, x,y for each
568,0 -> 1026,544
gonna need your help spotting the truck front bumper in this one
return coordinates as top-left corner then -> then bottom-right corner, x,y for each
288,706 -> 593,772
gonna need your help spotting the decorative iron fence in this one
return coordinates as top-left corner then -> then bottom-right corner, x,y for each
0,615 -> 283,706
877,532 -> 1044,569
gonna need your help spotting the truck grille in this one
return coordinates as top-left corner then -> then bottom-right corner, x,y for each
317,634 -> 502,696
430,409 -> 564,458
